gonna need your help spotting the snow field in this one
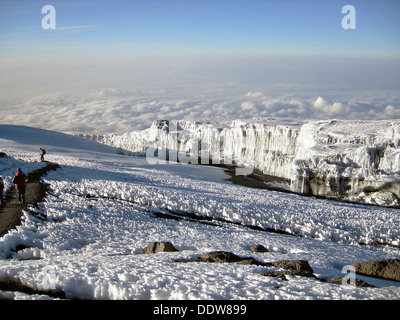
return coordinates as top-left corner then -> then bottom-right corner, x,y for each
45,154 -> 400,247
1,127 -> 400,300
2,188 -> 400,300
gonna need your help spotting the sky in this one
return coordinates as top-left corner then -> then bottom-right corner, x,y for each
0,0 -> 399,134
1,0 -> 400,57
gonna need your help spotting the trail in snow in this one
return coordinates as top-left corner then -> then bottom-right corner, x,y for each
0,161 -> 60,237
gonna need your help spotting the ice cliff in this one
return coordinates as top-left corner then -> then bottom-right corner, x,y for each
80,119 -> 400,207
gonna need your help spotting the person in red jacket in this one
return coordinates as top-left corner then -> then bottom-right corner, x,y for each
13,168 -> 27,204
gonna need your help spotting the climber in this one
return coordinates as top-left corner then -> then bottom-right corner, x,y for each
0,176 -> 4,205
40,148 -> 46,162
13,168 -> 27,204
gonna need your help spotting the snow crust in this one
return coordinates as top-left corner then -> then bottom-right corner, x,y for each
1,125 -> 400,300
86,119 -> 400,207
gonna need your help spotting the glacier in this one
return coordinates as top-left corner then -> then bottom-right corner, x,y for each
80,118 -> 400,207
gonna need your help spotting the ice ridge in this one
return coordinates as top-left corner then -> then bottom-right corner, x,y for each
79,119 -> 400,207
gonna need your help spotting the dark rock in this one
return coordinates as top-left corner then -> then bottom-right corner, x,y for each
260,260 -> 315,280
236,258 -> 265,266
140,242 -> 178,254
270,260 -> 314,274
250,244 -> 268,253
260,270 -> 303,281
175,251 -> 265,265
197,251 -> 243,263
352,258 -> 400,282
326,277 -> 375,288
0,278 -> 66,299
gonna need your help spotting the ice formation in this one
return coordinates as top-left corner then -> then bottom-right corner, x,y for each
81,119 -> 400,207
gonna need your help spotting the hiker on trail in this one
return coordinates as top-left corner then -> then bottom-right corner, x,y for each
0,176 -> 4,205
13,168 -> 27,204
40,148 -> 46,162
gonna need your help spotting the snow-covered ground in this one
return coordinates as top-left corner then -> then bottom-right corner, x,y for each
0,125 -> 400,300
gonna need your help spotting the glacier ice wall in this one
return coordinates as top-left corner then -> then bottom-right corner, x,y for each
80,119 -> 400,207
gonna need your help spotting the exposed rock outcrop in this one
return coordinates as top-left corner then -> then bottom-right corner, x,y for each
250,244 -> 268,252
175,251 -> 317,281
352,258 -> 400,282
175,251 -> 265,265
326,277 -> 375,288
260,260 -> 315,280
140,242 -> 178,254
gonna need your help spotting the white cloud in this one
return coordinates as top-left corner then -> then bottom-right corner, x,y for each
312,96 -> 349,115
383,105 -> 400,118
0,56 -> 399,134
313,96 -> 327,109
245,91 -> 264,98
56,25 -> 100,31
240,102 -> 255,110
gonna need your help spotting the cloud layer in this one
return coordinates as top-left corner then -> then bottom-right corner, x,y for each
1,88 -> 398,135
0,56 -> 399,134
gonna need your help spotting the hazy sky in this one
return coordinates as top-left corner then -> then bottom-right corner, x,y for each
0,0 -> 399,134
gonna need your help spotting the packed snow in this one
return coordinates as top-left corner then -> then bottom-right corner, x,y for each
1,124 -> 400,300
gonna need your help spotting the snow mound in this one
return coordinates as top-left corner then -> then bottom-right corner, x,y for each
0,124 -> 118,155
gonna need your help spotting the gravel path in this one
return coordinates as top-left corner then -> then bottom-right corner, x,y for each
0,162 -> 60,237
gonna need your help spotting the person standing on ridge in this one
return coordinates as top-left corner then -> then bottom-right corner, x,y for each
0,176 -> 4,205
40,148 -> 46,162
13,168 -> 27,204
